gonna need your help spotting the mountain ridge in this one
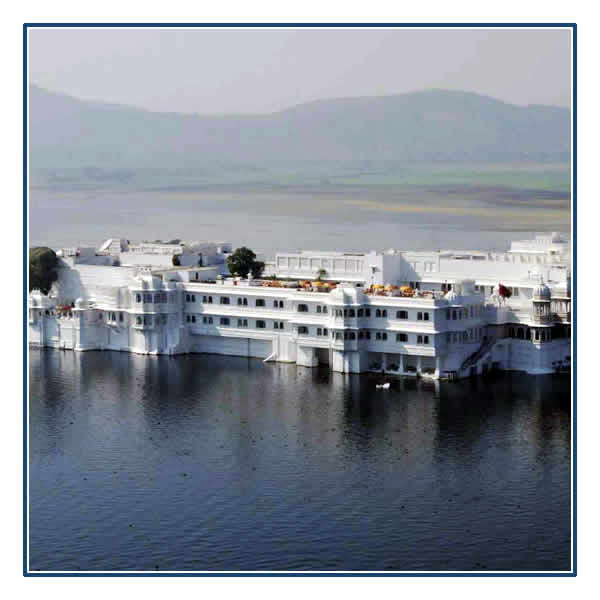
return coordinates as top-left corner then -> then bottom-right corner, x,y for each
29,84 -> 571,168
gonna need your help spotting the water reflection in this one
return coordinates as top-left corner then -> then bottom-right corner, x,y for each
29,349 -> 571,571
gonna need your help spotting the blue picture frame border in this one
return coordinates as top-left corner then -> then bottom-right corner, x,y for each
22,21 -> 577,578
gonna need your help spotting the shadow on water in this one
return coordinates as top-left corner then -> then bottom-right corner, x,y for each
29,349 -> 571,571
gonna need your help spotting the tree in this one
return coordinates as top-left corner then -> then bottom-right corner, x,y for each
250,261 -> 265,279
172,254 -> 181,266
226,247 -> 263,278
29,247 -> 58,295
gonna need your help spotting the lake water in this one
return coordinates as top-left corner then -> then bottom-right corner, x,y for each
28,349 -> 571,572
28,182 -> 570,258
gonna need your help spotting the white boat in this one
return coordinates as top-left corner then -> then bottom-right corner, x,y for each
376,382 -> 390,390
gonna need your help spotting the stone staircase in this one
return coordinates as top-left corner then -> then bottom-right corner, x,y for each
460,335 -> 497,372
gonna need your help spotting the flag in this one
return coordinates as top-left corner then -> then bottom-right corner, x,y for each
498,283 -> 512,298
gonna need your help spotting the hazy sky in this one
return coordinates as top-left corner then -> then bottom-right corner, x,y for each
28,27 -> 572,114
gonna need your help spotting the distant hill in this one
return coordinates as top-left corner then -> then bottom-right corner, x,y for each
29,84 -> 571,169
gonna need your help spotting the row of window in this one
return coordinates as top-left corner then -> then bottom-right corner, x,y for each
300,328 -> 429,344
135,314 -> 168,326
446,328 -> 483,344
186,295 -> 286,309
446,306 -> 482,320
329,308 -> 429,320
508,327 -> 552,342
188,315 -> 286,330
136,292 -> 172,304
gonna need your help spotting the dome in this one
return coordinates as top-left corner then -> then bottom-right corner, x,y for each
533,282 -> 551,300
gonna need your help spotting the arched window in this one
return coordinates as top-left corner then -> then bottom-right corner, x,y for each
243,298 -> 247,306
238,298 -> 243,305
348,309 -> 355,317
517,328 -> 524,339
382,310 -> 387,318
136,294 -> 141,303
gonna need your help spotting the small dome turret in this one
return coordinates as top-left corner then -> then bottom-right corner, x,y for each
533,282 -> 551,301
445,289 -> 459,303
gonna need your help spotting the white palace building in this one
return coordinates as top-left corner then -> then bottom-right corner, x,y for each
29,233 -> 572,379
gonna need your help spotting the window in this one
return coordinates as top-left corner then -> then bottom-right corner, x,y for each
256,299 -> 265,307
220,317 -> 230,326
136,294 -> 141,303
382,310 -> 387,318
298,326 -> 309,335
365,331 -> 371,340
349,332 -> 356,340
237,319 -> 248,328
119,312 -> 124,322
321,327 -> 325,335
243,298 -> 248,306
335,332 -> 343,340
358,309 -> 363,317
358,331 -> 364,339
423,312 -> 429,321
220,297 -> 230,305
397,310 -> 408,320
417,312 -> 423,320
317,327 -> 322,336
298,304 -> 308,312
256,320 -> 266,328
376,309 -> 381,317
452,310 -> 457,320
424,335 -> 429,344
382,332 -> 387,340
154,293 -> 161,303
186,294 -> 190,302
203,316 -> 207,324
316,305 -> 322,313
191,316 -> 196,323
396,333 -> 408,342
238,298 -> 243,305
365,308 -> 371,317
275,300 -> 280,308
208,317 -> 213,324
204,296 -> 209,303
144,293 -> 152,303
136,316 -> 142,325
417,335 -> 429,344
322,306 -> 326,313
98,313 -> 103,320
191,295 -> 196,302
376,332 -> 381,340
208,296 -> 213,304
279,322 -> 284,330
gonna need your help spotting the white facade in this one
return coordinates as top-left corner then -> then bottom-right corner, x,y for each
29,234 -> 571,379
